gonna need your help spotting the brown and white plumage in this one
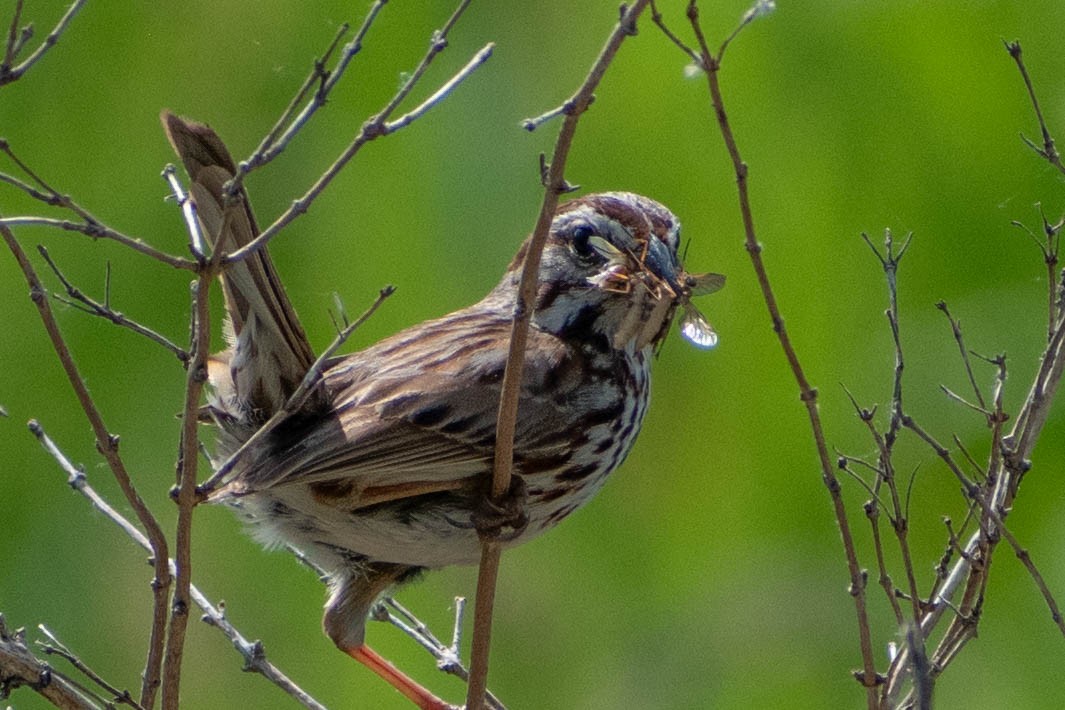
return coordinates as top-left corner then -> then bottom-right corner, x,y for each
162,114 -> 721,672
163,113 -> 318,419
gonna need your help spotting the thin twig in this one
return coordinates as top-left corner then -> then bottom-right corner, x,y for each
0,0 -> 86,86
939,386 -> 992,418
384,43 -> 495,133
224,0 -> 489,267
162,164 -> 208,261
36,245 -> 188,361
1005,40 -> 1064,174
2,0 -> 24,71
468,3 -> 651,708
835,453 -> 892,514
935,302 -> 988,412
0,615 -> 101,710
37,625 -> 145,709
3,225 -> 173,708
715,0 -> 776,63
1011,209 -> 1062,342
655,2 -> 879,703
236,21 -> 353,178
866,496 -> 906,626
649,0 -> 701,65
0,142 -> 195,269
886,401 -> 1065,704
952,434 -> 986,478
235,2 -> 390,183
838,391 -> 907,626
860,230 -> 923,627
26,420 -> 328,710
197,285 -> 395,496
0,215 -> 196,269
520,99 -> 578,132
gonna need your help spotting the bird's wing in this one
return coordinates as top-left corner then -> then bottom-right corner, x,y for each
211,315 -> 598,510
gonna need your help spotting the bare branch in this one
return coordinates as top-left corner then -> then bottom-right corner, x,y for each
656,2 -> 879,702
0,0 -> 86,87
469,2 -> 652,708
36,245 -> 188,362
0,615 -> 101,710
223,2 -> 491,268
935,302 -> 988,412
1005,40 -> 1064,173
3,225 -> 174,706
0,142 -> 195,270
649,0 -> 701,66
384,43 -> 495,133
162,164 -> 208,261
161,268 -> 216,710
236,20 -> 358,179
36,625 -> 145,709
0,214 -> 195,269
234,1 -> 393,188
25,420 -> 328,710
1011,208 -> 1061,341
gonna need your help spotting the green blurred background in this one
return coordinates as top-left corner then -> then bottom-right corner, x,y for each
3,1 -> 1065,708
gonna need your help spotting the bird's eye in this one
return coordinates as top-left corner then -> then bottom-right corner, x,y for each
571,224 -> 596,258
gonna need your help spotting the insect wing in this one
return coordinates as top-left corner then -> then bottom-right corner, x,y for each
687,272 -> 726,297
680,304 -> 719,349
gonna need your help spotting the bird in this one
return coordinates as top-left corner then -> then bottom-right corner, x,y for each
162,111 -> 723,708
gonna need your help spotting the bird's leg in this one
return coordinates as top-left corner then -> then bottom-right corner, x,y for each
346,644 -> 456,710
326,563 -> 454,708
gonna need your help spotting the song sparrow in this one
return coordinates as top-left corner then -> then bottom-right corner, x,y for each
163,113 -> 722,707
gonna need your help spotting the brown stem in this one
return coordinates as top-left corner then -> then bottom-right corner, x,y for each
0,616 -> 100,710
160,269 -> 214,709
1,223 -> 172,708
684,5 -> 879,704
467,3 -> 651,708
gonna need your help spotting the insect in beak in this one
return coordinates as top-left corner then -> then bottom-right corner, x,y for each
677,272 -> 725,350
584,233 -> 725,351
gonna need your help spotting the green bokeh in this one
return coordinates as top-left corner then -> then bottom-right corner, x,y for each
3,1 -> 1064,708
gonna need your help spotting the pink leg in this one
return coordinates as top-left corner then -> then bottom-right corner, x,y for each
347,643 -> 454,710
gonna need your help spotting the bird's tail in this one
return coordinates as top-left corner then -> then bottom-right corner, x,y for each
162,111 -> 317,421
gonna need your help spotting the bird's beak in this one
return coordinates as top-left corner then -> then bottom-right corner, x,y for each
643,237 -> 684,294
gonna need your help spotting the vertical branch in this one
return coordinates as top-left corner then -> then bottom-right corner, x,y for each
158,149 -> 232,707
861,231 -> 923,626
680,2 -> 879,703
159,269 -> 213,710
465,3 -> 652,708
159,143 -> 218,709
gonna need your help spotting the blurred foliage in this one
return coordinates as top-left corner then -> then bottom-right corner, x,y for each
2,1 -> 1065,708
